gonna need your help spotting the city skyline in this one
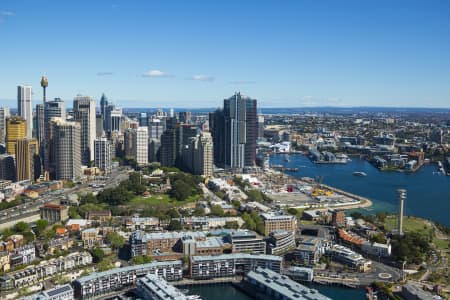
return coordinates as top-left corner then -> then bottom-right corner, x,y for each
0,0 -> 450,108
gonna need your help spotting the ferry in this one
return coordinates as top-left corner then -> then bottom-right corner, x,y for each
352,171 -> 367,177
336,153 -> 351,162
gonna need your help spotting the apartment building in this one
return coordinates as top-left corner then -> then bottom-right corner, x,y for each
10,252 -> 92,288
261,213 -> 297,236
266,230 -> 296,255
73,260 -> 182,299
190,253 -> 282,279
130,231 -> 206,257
224,230 -> 266,254
40,203 -> 69,223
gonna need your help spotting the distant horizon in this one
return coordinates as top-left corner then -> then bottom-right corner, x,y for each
3,100 -> 450,112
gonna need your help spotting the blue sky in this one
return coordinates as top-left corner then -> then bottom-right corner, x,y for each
1,0 -> 450,108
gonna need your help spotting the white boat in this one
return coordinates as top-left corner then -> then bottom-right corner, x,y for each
352,171 -> 367,177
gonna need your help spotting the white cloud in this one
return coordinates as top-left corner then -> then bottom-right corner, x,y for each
0,10 -> 14,23
0,10 -> 15,16
142,70 -> 172,78
190,74 -> 215,82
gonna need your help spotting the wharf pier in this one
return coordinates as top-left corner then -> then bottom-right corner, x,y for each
270,164 -> 299,171
313,275 -> 362,288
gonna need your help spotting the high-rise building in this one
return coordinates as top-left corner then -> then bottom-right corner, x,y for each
160,128 -> 178,167
0,107 -> 10,144
244,96 -> 257,166
52,119 -> 81,180
133,127 -> 148,165
183,131 -> 214,177
210,92 -> 257,169
197,131 -> 213,177
95,114 -> 103,137
258,115 -> 265,138
15,138 -> 40,181
179,111 -> 191,124
36,104 -> 45,150
105,105 -> 122,133
148,118 -> 164,140
73,95 -> 96,165
17,85 -> 33,139
209,110 -> 225,167
6,116 -> 27,155
123,129 -> 134,158
100,93 -> 108,130
44,98 -> 66,172
139,113 -> 148,127
94,138 -> 112,174
0,154 -> 16,181
148,139 -> 161,162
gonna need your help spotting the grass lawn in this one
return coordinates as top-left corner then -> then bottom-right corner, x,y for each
130,194 -> 199,208
383,215 -> 432,237
433,238 -> 450,259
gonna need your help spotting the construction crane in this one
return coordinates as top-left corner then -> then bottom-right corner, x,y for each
312,176 -> 333,197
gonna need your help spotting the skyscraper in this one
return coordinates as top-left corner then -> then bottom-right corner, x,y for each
105,105 -> 122,133
44,98 -> 66,172
6,116 -> 27,155
148,118 -> 164,140
0,154 -> 16,181
100,93 -> 108,124
258,115 -> 265,138
209,110 -> 225,167
160,128 -> 177,167
244,97 -> 257,166
185,131 -> 214,177
36,104 -> 45,150
17,85 -> 33,139
94,137 -> 112,174
0,107 -> 10,144
73,95 -> 96,165
133,127 -> 148,165
15,138 -> 40,181
123,129 -> 134,158
179,111 -> 192,124
197,131 -> 214,177
210,92 -> 257,169
52,119 -> 81,180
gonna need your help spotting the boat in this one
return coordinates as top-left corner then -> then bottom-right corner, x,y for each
352,171 -> 367,177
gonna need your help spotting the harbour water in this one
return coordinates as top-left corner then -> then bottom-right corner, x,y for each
186,283 -> 366,299
270,154 -> 450,226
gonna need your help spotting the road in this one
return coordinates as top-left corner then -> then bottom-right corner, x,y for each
314,261 -> 402,287
0,168 -> 130,224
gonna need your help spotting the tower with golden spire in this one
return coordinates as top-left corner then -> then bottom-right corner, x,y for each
40,75 -> 48,102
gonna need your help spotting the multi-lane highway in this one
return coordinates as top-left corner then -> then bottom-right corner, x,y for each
0,168 -> 130,230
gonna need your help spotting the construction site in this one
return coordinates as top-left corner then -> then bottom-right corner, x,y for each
255,169 -> 371,210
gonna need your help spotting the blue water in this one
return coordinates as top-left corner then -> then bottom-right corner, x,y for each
270,154 -> 450,226
186,284 -> 366,299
